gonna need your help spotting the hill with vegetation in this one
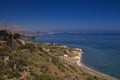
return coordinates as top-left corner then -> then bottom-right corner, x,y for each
0,30 -> 106,80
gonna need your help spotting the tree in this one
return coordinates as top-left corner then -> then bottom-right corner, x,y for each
13,33 -> 20,39
0,30 -> 8,41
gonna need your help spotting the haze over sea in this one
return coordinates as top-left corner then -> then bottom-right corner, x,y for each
35,33 -> 120,79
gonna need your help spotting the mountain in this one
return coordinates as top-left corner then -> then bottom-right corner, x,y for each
0,22 -> 38,36
0,22 -> 53,36
0,22 -> 26,31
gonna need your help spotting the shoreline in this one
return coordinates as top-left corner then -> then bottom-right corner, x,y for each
57,45 -> 118,80
34,42 -> 118,80
77,60 -> 118,80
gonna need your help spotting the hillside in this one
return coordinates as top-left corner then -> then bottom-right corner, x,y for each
0,43 -> 106,80
0,31 -> 107,80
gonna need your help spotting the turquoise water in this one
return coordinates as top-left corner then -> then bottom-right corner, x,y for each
35,33 -> 120,79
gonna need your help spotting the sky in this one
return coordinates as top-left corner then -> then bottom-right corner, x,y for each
0,0 -> 120,32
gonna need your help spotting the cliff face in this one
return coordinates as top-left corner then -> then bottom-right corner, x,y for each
59,47 -> 83,64
0,42 -> 105,80
37,43 -> 83,64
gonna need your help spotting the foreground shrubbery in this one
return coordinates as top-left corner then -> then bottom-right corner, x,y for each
0,42 -> 106,80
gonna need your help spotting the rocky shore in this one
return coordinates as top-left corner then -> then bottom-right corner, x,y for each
63,47 -> 117,80
49,43 -> 117,80
36,42 -> 118,80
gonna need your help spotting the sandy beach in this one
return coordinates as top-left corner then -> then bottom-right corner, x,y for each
77,60 -> 118,80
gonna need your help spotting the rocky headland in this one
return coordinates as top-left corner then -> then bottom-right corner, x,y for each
0,30 -> 117,80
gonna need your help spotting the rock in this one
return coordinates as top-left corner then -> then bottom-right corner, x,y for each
18,39 -> 26,45
64,55 -> 68,58
3,56 -> 9,65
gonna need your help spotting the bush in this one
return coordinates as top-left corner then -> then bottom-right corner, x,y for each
18,43 -> 35,51
36,74 -> 56,80
40,66 -> 49,73
7,71 -> 21,79
86,76 -> 95,80
13,33 -> 21,39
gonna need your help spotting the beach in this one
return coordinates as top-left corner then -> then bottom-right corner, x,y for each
77,60 -> 117,80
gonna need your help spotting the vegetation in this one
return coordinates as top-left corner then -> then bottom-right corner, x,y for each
0,44 -> 105,80
0,30 -> 28,49
0,30 -> 106,80
0,30 -> 21,41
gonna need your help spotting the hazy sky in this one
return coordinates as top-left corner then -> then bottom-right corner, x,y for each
0,0 -> 120,32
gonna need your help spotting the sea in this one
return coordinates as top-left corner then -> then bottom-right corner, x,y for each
34,33 -> 120,79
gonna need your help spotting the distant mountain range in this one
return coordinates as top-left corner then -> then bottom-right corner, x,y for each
0,22 -> 50,36
1,22 -> 118,36
0,22 -> 26,31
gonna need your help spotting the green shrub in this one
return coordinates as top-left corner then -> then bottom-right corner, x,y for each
86,76 -> 95,80
40,66 -> 49,73
18,43 -> 35,51
37,74 -> 56,80
7,71 -> 21,79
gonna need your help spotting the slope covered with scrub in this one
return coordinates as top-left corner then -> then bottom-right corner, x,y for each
0,30 -> 106,80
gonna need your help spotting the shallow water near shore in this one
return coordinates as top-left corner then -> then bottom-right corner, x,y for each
35,33 -> 120,79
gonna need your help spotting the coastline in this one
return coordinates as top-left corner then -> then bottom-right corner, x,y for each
77,60 -> 118,80
61,46 -> 117,80
32,42 -> 118,80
